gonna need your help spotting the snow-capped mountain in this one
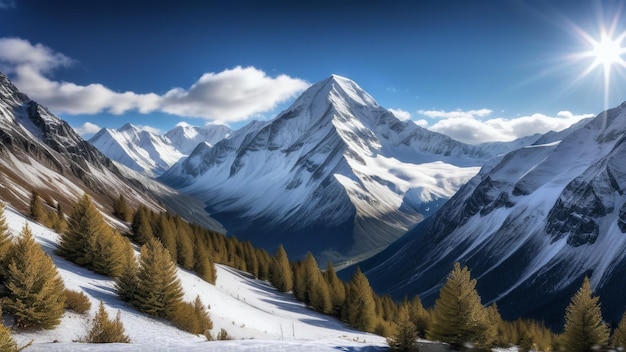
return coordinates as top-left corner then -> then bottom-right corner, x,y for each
160,75 -> 521,263
353,102 -> 625,329
89,123 -> 231,177
0,71 -> 221,231
165,122 -> 232,155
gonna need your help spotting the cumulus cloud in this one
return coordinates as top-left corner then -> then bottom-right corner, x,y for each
417,108 -> 492,120
161,66 -> 309,123
388,108 -> 411,121
0,38 -> 309,124
74,122 -> 101,137
417,108 -> 593,144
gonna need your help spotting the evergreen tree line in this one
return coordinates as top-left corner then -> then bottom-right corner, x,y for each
0,202 -> 131,349
27,190 -> 626,351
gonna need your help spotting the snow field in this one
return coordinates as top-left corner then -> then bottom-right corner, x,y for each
1,206 -> 386,351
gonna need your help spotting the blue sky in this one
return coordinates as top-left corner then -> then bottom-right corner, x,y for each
1,0 -> 625,144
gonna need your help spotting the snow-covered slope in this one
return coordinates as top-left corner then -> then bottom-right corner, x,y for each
0,71 -> 222,232
1,206 -> 386,352
160,75 -> 523,264
354,102 -> 625,330
89,123 -> 230,177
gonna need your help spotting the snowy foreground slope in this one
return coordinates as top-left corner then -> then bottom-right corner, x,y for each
2,206 -> 386,352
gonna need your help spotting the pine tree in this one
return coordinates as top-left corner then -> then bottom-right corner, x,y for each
0,203 -> 12,265
29,190 -> 45,223
58,194 -> 129,277
112,195 -> 132,223
303,252 -> 332,314
132,238 -> 184,317
343,267 -> 377,332
115,250 -> 138,303
612,311 -> 626,349
561,277 -> 609,351
175,227 -> 194,270
427,262 -> 491,349
85,301 -> 130,343
269,244 -> 293,293
387,302 -> 418,352
4,225 -> 65,329
153,215 -> 177,263
131,206 -> 153,245
324,261 -> 346,317
57,194 -> 105,266
91,231 -> 134,277
194,248 -> 217,285
408,295 -> 430,338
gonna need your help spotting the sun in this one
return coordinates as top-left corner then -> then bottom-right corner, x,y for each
583,30 -> 626,77
572,24 -> 626,111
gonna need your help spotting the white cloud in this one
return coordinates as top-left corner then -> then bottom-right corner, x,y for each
417,108 -> 492,120
419,108 -> 593,144
74,122 -> 101,137
413,119 -> 429,128
161,66 -> 309,123
0,38 -> 309,124
388,108 -> 411,121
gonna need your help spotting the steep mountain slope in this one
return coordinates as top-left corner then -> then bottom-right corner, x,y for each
160,75 -> 518,263
0,71 -> 221,231
354,102 -> 625,329
2,206 -> 385,351
89,123 -> 230,177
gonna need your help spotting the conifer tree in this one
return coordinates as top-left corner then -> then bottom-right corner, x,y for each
343,267 -> 376,332
427,262 -> 491,349
131,206 -> 153,245
561,277 -> 609,352
29,190 -> 45,223
85,301 -> 130,343
51,203 -> 67,234
194,248 -> 217,285
58,194 -> 129,277
255,249 -> 271,281
292,260 -> 307,302
612,311 -> 626,349
132,238 -> 184,317
0,322 -> 20,352
387,302 -> 417,352
58,194 -> 106,266
153,215 -> 177,263
4,225 -> 65,329
0,203 -> 12,264
324,261 -> 346,317
269,244 -> 293,292
112,194 -> 132,223
303,252 -> 332,314
115,250 -> 138,303
408,295 -> 430,338
175,227 -> 194,270
91,231 -> 134,277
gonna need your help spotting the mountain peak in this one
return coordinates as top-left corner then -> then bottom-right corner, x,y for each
119,123 -> 138,132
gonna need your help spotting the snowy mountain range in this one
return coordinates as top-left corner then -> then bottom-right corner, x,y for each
158,75 -> 535,263
89,122 -> 231,177
0,71 -> 222,231
352,102 -> 625,329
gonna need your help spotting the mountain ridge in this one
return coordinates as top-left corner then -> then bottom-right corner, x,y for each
159,74 -> 533,263
349,101 -> 624,330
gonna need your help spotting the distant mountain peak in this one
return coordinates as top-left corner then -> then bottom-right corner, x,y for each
119,123 -> 138,132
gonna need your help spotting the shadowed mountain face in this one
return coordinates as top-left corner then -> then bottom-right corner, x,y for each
0,71 -> 222,232
350,102 -> 626,330
160,75 -> 522,263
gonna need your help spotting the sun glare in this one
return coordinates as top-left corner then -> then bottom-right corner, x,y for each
590,33 -> 626,69
573,24 -> 626,111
